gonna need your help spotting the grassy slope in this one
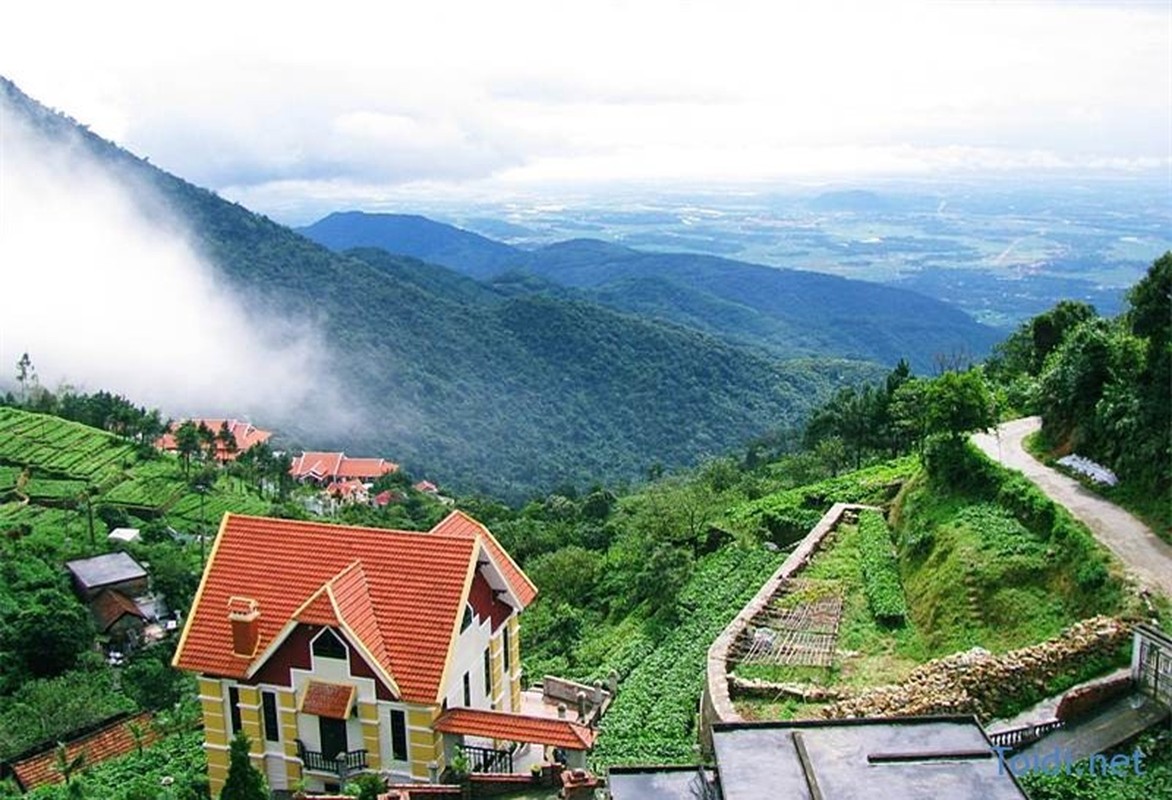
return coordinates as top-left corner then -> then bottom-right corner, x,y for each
733,447 -> 1138,722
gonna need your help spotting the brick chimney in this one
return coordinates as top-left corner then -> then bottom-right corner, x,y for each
227,596 -> 261,657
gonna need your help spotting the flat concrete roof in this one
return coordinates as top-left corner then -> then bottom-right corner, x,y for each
712,717 -> 1026,800
608,766 -> 718,800
65,552 -> 147,590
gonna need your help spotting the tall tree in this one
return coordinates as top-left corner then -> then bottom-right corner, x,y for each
173,421 -> 201,478
14,353 -> 33,404
220,731 -> 267,800
216,421 -> 238,463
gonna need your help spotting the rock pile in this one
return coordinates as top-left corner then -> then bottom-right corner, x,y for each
821,616 -> 1132,722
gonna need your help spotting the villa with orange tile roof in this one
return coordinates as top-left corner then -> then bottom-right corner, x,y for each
156,418 -> 272,462
289,451 -> 399,484
173,510 -> 596,795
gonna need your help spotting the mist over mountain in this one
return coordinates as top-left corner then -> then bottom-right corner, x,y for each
300,212 -> 1000,370
1,77 -> 885,499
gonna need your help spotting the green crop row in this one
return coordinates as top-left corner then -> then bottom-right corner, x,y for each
857,510 -> 908,624
21,477 -> 89,501
0,466 -> 22,493
592,544 -> 783,766
729,457 -> 917,545
104,476 -> 187,510
0,407 -> 135,484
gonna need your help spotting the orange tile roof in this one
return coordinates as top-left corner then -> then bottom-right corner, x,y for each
430,511 -> 538,607
10,712 -> 157,791
336,457 -> 398,479
434,708 -> 596,751
156,419 -> 271,460
290,453 -> 398,481
300,681 -> 355,720
290,451 -> 344,479
174,512 -> 530,703
91,589 -> 146,632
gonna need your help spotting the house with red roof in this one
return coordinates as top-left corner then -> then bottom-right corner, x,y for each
172,510 -> 592,795
289,452 -> 399,485
156,418 -> 272,462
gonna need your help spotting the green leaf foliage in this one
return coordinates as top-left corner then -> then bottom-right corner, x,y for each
219,732 -> 266,800
856,511 -> 908,624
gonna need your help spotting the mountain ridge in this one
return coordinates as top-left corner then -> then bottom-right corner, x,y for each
3,76 -> 883,500
299,211 -> 1000,369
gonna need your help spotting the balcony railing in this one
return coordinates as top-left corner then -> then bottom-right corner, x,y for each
463,743 -> 513,773
295,739 -> 369,777
986,720 -> 1065,750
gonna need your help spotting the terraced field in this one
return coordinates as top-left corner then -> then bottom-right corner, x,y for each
0,407 -> 135,487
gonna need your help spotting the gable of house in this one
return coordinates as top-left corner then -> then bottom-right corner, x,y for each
173,511 -> 534,704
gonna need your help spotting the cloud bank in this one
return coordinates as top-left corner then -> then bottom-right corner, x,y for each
0,92 -> 352,433
1,0 -> 1167,223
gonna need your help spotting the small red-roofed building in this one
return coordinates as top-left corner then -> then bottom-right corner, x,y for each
413,480 -> 439,495
173,510 -> 549,795
325,478 -> 369,506
156,419 -> 272,462
289,452 -> 398,485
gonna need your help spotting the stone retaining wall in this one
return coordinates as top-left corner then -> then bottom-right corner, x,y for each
699,502 -> 878,753
821,615 -> 1132,722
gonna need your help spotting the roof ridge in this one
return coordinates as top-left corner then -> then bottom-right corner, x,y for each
227,513 -> 425,538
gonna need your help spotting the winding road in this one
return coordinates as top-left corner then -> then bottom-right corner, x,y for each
972,417 -> 1172,599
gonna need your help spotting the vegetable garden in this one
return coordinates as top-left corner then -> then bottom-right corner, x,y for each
591,544 -> 783,766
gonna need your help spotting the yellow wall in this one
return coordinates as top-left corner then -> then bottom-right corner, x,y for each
508,615 -> 521,711
199,678 -> 229,795
358,701 -> 381,771
279,690 -> 302,786
407,704 -> 443,780
490,632 -> 506,711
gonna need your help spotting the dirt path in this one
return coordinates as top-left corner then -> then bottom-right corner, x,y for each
972,417 -> 1172,599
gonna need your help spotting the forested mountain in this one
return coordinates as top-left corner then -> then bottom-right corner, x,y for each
3,77 -> 882,500
301,212 -> 524,279
300,212 -> 1000,370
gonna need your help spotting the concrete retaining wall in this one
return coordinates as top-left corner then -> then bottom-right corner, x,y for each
699,502 -> 877,753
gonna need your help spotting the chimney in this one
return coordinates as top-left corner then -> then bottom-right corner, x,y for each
228,596 -> 261,657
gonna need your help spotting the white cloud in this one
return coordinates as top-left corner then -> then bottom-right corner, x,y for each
0,0 -> 1167,220
0,90 -> 354,431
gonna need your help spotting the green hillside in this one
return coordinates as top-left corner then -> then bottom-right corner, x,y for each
3,77 -> 883,501
300,211 -> 1001,370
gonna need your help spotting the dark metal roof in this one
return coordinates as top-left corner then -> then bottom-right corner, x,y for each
65,552 -> 147,590
711,717 -> 1027,800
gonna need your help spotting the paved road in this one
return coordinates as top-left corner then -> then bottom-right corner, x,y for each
972,417 -> 1172,599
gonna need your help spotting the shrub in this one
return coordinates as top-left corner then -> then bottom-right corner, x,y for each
857,511 -> 908,625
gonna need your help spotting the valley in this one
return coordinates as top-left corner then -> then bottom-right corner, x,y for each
1,69 -> 1169,800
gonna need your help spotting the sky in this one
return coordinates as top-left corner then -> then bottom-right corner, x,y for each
2,0 -> 1169,224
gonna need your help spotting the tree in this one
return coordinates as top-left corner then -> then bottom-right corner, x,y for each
1030,300 -> 1096,373
220,731 -> 267,800
924,369 -> 995,443
14,353 -> 32,404
527,546 -> 599,607
5,588 -> 95,679
216,422 -> 238,463
173,421 -> 201,478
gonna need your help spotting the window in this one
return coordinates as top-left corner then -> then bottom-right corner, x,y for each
228,686 -> 242,734
503,625 -> 511,673
483,648 -> 492,698
462,672 -> 471,707
262,691 -> 280,742
390,709 -> 408,762
461,603 -> 474,632
312,628 -> 347,660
